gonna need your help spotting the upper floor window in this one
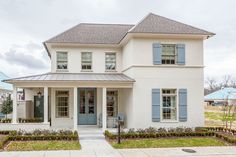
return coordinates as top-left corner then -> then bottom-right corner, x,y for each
105,53 -> 116,71
162,89 -> 177,121
161,44 -> 176,64
81,52 -> 92,70
57,52 -> 68,70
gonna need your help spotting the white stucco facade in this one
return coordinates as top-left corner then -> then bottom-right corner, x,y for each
3,11 -> 214,131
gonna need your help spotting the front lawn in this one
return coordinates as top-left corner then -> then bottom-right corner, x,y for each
205,112 -> 223,121
6,141 -> 81,151
111,137 -> 226,149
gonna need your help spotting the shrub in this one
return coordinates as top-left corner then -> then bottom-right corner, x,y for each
0,118 -> 12,123
136,128 -> 145,134
127,128 -> 135,133
157,127 -> 167,133
145,127 -> 157,134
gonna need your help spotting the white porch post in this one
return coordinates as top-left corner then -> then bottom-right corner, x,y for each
43,87 -> 49,124
73,87 -> 78,131
102,87 -> 107,132
12,85 -> 17,124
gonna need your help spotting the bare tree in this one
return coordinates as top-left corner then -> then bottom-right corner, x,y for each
220,75 -> 232,88
206,77 -> 217,91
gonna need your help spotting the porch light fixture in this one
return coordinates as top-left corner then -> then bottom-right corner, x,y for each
37,91 -> 42,98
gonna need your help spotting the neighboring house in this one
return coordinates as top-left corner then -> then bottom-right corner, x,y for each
3,13 -> 214,131
205,87 -> 236,106
0,71 -> 13,118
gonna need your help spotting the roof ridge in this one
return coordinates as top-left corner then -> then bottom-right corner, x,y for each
44,23 -> 82,43
136,13 -> 215,35
80,23 -> 134,26
128,12 -> 153,32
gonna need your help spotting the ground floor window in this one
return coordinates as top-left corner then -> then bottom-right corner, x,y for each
162,89 -> 177,120
56,90 -> 69,118
107,90 -> 118,117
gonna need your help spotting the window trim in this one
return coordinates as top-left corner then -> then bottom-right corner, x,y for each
81,52 -> 93,71
160,88 -> 179,123
105,52 -> 117,72
161,44 -> 177,65
55,90 -> 70,118
56,51 -> 68,71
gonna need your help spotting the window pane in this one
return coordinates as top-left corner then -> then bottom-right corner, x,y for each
105,53 -> 116,70
56,91 -> 69,117
161,44 -> 176,65
162,89 -> 177,120
57,52 -> 68,69
81,52 -> 92,70
107,91 -> 118,117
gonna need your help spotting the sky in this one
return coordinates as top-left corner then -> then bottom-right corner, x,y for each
0,0 -> 236,81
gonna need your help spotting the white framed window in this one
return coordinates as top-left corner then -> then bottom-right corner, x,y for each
107,90 -> 118,117
81,52 -> 92,70
105,53 -> 116,71
161,89 -> 177,121
57,52 -> 68,70
161,44 -> 176,64
56,90 -> 69,118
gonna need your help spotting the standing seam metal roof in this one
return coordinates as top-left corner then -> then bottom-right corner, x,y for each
4,73 -> 135,82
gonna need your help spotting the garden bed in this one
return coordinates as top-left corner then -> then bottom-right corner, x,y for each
0,129 -> 80,151
105,127 -> 236,148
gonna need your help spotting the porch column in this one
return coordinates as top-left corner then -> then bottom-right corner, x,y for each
102,87 -> 107,132
43,87 -> 49,123
73,87 -> 78,131
12,85 -> 17,124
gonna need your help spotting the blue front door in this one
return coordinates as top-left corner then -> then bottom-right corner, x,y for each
78,88 -> 97,125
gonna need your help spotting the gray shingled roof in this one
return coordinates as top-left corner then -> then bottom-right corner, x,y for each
45,13 -> 214,45
130,13 -> 214,35
4,73 -> 135,82
45,24 -> 134,44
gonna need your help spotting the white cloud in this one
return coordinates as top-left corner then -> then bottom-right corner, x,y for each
0,0 -> 235,79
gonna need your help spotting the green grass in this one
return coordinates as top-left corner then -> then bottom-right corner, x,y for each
205,112 -> 223,121
111,137 -> 226,149
6,141 -> 81,151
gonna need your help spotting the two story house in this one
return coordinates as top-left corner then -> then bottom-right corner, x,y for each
3,13 -> 214,131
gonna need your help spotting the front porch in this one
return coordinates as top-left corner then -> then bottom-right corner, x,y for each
2,73 -> 134,131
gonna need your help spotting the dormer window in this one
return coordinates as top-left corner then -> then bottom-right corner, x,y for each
81,52 -> 92,70
57,52 -> 68,70
105,53 -> 116,71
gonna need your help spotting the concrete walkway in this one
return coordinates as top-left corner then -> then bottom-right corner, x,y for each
1,146 -> 236,157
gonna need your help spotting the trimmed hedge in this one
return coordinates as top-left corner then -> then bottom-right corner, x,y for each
196,127 -> 236,134
0,119 -> 12,123
104,130 -> 215,140
105,127 -> 236,144
18,118 -> 43,123
8,135 -> 78,141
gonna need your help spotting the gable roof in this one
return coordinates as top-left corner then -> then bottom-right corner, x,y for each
45,23 -> 134,44
129,13 -> 214,35
204,87 -> 236,100
45,13 -> 214,45
0,71 -> 13,91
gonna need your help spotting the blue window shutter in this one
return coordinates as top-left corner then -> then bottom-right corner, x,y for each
177,44 -> 185,65
153,43 -> 162,64
152,89 -> 160,122
179,89 -> 187,122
